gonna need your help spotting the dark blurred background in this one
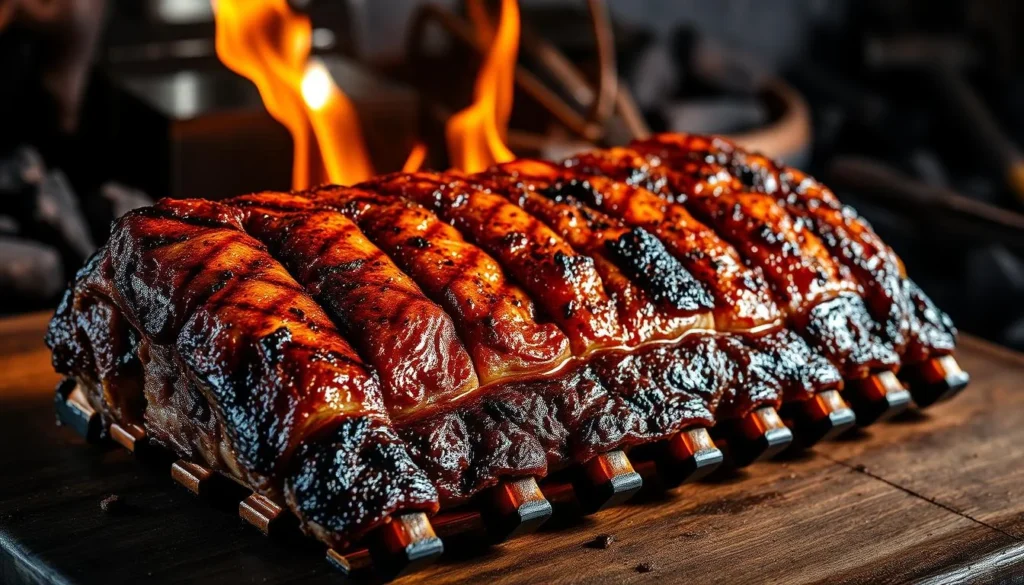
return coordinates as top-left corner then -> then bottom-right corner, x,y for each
2,0 -> 1024,351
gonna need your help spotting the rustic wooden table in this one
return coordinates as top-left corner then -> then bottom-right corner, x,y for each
1,312 -> 1023,584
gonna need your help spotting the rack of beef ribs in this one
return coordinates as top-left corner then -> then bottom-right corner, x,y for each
47,132 -> 967,579
567,136 -> 966,424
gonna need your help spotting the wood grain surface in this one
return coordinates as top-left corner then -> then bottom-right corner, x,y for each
1,312 -> 1022,584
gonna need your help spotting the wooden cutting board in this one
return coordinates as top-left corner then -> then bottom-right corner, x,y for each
2,311 -> 1023,584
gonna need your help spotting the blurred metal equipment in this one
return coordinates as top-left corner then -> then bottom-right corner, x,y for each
829,157 -> 1024,253
405,0 -> 649,148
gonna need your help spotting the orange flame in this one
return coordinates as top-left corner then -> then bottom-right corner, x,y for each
213,0 -> 373,188
402,142 -> 428,173
446,0 -> 519,173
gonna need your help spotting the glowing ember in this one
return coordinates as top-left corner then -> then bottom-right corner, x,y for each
446,0 -> 520,173
213,0 -> 373,188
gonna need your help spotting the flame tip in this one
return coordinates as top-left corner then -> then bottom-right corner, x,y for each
214,0 -> 372,188
446,0 -> 520,174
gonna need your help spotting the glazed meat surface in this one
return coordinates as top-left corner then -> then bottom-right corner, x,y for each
481,160 -> 841,403
306,185 -> 571,384
47,133 -> 961,545
627,134 -> 956,363
231,191 -> 479,422
364,172 -> 626,355
48,199 -> 438,548
568,147 -> 901,379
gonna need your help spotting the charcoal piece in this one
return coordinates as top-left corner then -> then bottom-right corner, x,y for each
0,146 -> 45,195
0,237 -> 64,303
636,562 -> 655,573
100,182 -> 154,220
35,170 -> 96,261
588,534 -> 615,549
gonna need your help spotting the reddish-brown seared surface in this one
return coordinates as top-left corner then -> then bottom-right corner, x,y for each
631,133 -> 956,363
405,340 -> 724,505
108,200 -> 383,459
363,172 -> 626,356
44,135 -> 961,546
306,185 -> 570,384
293,186 -> 727,504
568,148 -> 900,379
637,134 -> 912,349
903,279 -> 958,363
230,191 -> 479,423
570,149 -> 858,314
46,252 -> 145,427
489,159 -> 779,334
483,160 -> 839,402
471,169 -> 715,346
48,199 -> 439,550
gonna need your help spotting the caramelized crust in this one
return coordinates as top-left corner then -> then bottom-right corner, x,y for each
363,172 -> 625,355
488,159 -> 776,334
631,133 -> 955,362
568,148 -> 899,378
230,191 -> 479,422
46,251 -> 145,427
404,343 -> 724,505
109,200 -> 376,461
306,185 -> 570,384
903,279 -> 958,363
471,168 -> 715,346
482,160 -> 839,402
299,184 -> 724,503
98,198 -> 436,546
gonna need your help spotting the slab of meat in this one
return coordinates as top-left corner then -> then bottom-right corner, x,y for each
47,133 -> 964,548
47,199 -> 438,549
301,182 -> 729,503
567,147 -> 902,380
626,133 -> 956,364
476,160 -> 842,404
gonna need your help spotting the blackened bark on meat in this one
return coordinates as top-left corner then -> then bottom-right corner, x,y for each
50,199 -> 439,549
604,227 -> 713,311
286,417 -> 440,549
903,278 -> 957,363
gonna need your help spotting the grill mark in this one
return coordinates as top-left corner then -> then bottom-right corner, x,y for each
400,172 -> 622,351
283,190 -> 508,380
568,149 -> 899,373
220,203 -> 403,333
314,185 -> 579,385
480,171 -> 715,317
479,197 -> 507,234
229,199 -> 485,405
677,138 -> 911,350
542,165 -> 768,323
164,232 -> 248,313
627,156 -> 845,310
312,226 -> 353,260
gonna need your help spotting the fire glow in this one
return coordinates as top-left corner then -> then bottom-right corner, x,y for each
446,0 -> 520,173
213,0 -> 521,185
212,0 -> 373,188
